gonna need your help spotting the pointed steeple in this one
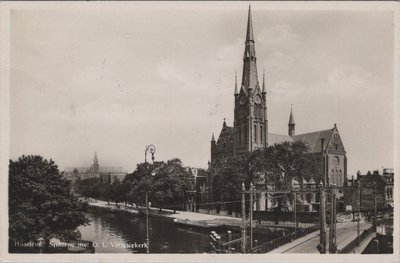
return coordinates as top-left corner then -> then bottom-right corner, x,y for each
94,151 -> 98,165
241,5 -> 258,92
288,105 -> 295,137
93,151 -> 99,172
289,105 -> 295,124
211,132 -> 215,142
223,118 -> 227,127
234,71 -> 238,95
246,5 -> 254,42
262,70 -> 266,93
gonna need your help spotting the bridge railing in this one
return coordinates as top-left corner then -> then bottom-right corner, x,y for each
249,226 -> 319,254
339,225 -> 376,253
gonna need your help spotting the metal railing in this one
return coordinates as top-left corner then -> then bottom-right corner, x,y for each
339,225 -> 376,253
249,226 -> 319,253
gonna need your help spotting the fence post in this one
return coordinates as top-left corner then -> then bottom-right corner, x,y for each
227,230 -> 232,250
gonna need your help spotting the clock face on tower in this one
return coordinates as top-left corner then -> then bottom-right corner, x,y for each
240,96 -> 246,105
254,95 -> 261,104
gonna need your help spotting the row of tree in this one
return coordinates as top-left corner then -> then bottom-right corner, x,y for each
75,158 -> 194,213
211,141 -> 323,212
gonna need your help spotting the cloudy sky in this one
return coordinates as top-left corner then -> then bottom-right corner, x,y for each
9,2 -> 395,175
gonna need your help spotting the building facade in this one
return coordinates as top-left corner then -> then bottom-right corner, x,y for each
209,6 -> 347,188
381,168 -> 394,209
63,152 -> 127,184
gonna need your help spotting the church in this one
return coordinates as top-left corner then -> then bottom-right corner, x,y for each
209,6 -> 347,188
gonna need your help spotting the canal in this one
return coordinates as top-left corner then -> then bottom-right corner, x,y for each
78,207 -> 278,253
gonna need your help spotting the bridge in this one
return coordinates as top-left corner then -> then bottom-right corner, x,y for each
267,220 -> 375,253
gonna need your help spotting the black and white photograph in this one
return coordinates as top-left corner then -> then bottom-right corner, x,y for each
0,1 -> 398,261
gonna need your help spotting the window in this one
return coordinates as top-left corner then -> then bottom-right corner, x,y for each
260,125 -> 263,143
254,125 -> 257,142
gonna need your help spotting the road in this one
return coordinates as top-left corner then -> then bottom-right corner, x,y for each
270,220 -> 373,253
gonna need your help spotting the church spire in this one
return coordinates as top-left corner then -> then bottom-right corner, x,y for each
94,151 -> 98,165
289,105 -> 295,124
234,71 -> 238,95
241,4 -> 258,92
246,4 -> 254,42
93,151 -> 99,172
288,105 -> 295,137
262,70 -> 266,93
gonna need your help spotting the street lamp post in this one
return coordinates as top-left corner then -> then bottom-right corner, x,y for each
144,145 -> 156,254
357,180 -> 361,247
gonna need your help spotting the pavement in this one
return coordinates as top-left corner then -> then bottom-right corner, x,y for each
269,220 -> 373,253
84,198 -> 241,226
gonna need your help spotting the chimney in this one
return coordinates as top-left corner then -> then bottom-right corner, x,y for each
321,138 -> 325,153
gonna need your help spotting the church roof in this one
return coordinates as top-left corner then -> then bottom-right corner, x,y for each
293,129 -> 334,153
268,133 -> 293,145
64,167 -> 90,173
64,166 -> 126,174
217,125 -> 234,145
99,167 -> 126,174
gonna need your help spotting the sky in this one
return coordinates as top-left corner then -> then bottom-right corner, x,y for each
8,2 -> 395,176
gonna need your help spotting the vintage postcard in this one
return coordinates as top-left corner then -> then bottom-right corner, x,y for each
0,1 -> 398,262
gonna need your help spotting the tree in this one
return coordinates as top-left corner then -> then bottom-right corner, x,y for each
110,179 -> 126,206
123,159 -> 192,213
151,158 -> 192,212
76,177 -> 101,199
211,141 -> 323,212
9,155 -> 89,247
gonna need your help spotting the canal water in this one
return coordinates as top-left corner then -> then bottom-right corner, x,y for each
78,207 -> 277,253
79,207 -> 221,253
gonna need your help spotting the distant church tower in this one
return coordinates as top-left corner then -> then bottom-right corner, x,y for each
93,152 -> 99,173
233,5 -> 268,155
288,105 -> 295,137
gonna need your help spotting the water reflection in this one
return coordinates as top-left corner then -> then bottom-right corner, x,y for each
78,208 -> 210,253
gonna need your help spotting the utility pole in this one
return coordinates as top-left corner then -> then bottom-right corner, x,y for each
329,184 -> 337,253
293,191 -> 297,239
357,181 -> 361,246
373,181 -> 377,229
318,187 -> 327,253
241,182 -> 246,254
249,182 -> 254,250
